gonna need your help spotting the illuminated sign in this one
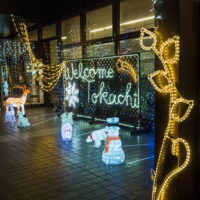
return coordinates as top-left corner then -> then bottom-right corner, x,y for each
64,55 -> 140,111
63,54 -> 156,130
66,63 -> 115,82
90,82 -> 138,108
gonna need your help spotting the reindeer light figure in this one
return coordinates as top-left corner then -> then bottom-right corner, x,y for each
6,86 -> 30,115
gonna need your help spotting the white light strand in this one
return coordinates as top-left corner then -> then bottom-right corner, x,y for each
65,82 -> 79,108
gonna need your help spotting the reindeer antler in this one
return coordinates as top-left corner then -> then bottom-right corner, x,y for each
13,85 -> 27,91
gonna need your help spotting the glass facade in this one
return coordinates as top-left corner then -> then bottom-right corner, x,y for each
50,40 -> 58,65
28,29 -> 38,41
86,42 -> 114,58
26,64 -> 44,104
27,0 -> 155,114
120,0 -> 154,33
42,23 -> 56,39
49,40 -> 59,104
63,46 -> 82,59
86,5 -> 112,40
62,16 -> 80,45
120,37 -> 154,75
26,22 -> 37,28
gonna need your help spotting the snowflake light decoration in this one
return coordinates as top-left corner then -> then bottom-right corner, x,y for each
65,82 -> 79,108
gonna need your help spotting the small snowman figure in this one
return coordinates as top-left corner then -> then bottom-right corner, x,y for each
17,108 -> 30,127
102,117 -> 125,165
61,112 -> 73,141
5,104 -> 16,123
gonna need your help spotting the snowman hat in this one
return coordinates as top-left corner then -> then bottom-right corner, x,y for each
106,117 -> 119,126
61,112 -> 73,125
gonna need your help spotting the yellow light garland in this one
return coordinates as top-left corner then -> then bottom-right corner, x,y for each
140,28 -> 194,200
11,14 -> 65,92
116,58 -> 138,83
148,70 -> 169,93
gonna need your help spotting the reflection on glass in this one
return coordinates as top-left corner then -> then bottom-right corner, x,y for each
62,16 -> 80,45
28,30 -> 38,41
86,42 -> 114,58
49,40 -> 59,104
50,40 -> 58,65
42,24 -> 56,39
26,22 -> 37,28
120,0 -> 154,33
86,5 -> 112,40
120,37 -> 155,75
63,46 -> 82,59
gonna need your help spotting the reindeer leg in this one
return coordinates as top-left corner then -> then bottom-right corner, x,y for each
6,100 -> 10,112
6,103 -> 9,112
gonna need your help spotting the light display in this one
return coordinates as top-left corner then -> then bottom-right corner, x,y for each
0,39 -> 35,87
5,104 -> 16,123
119,34 -> 155,131
10,15 -> 154,130
11,14 -> 65,92
64,55 -> 149,130
91,82 -> 138,108
61,112 -> 73,141
140,28 -> 194,200
65,82 -> 79,108
116,58 -> 138,83
17,111 -> 30,127
61,112 -> 73,125
86,128 -> 108,148
61,123 -> 72,141
102,118 -> 125,165
65,63 -> 114,82
6,86 -> 30,114
3,79 -> 9,96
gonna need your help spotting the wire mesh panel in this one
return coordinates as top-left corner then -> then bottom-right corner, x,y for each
64,54 -> 154,132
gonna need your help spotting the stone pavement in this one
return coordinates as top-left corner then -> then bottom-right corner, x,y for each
0,107 -> 154,200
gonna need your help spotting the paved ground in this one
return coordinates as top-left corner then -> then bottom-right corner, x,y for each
0,107 -> 154,200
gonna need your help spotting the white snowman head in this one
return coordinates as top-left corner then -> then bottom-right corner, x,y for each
106,117 -> 120,137
61,123 -> 72,141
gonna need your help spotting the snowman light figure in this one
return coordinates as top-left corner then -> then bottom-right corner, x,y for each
17,108 -> 30,127
102,117 -> 125,165
5,104 -> 16,123
61,112 -> 73,141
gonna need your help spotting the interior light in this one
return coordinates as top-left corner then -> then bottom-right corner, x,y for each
61,36 -> 67,40
120,16 -> 154,26
90,25 -> 112,33
89,16 -> 154,33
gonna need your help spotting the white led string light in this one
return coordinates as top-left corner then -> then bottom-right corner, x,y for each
65,82 -> 79,108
